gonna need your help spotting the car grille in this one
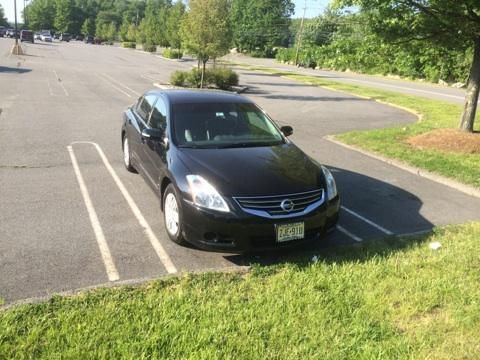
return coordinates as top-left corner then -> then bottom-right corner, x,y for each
234,189 -> 324,219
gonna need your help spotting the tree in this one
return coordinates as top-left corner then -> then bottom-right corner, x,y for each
26,0 -> 56,30
337,0 -> 480,132
165,0 -> 185,49
54,0 -> 75,33
181,0 -> 231,87
230,0 -> 294,56
81,17 -> 95,35
0,4 -> 8,27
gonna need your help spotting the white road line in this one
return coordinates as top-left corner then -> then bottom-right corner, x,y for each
337,225 -> 363,242
46,79 -> 55,96
52,70 -> 69,96
294,69 -> 465,100
95,73 -> 132,98
101,72 -> 140,96
67,145 -> 120,282
71,141 -> 178,274
341,206 -> 394,235
141,74 -> 156,82
335,77 -> 464,100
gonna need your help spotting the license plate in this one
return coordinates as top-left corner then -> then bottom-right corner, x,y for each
276,222 -> 305,243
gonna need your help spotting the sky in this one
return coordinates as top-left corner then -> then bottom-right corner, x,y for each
1,0 -> 331,23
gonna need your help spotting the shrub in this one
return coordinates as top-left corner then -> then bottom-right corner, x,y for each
169,67 -> 239,90
143,43 -> 157,53
163,48 -> 183,59
122,42 -> 136,49
170,70 -> 187,87
210,67 -> 239,89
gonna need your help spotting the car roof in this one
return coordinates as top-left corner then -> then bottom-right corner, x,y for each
145,89 -> 252,105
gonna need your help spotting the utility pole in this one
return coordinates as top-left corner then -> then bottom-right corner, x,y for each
294,0 -> 307,66
14,0 -> 18,45
23,0 -> 27,28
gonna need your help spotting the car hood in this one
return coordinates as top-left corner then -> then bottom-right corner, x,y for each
177,143 -> 324,196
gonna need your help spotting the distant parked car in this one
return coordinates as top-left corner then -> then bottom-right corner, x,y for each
6,29 -> 18,38
60,33 -> 71,42
40,33 -> 52,42
75,34 -> 84,41
0,27 -> 6,37
94,37 -> 102,44
34,32 -> 42,40
84,35 -> 94,44
53,33 -> 60,39
20,30 -> 34,43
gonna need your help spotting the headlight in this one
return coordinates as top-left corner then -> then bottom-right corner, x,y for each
186,175 -> 229,212
322,166 -> 338,201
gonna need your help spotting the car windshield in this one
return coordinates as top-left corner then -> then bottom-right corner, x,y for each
172,102 -> 284,148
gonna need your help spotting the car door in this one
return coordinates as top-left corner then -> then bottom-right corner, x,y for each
142,96 -> 168,188
128,95 -> 155,178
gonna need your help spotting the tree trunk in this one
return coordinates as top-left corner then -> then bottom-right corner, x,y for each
460,37 -> 480,132
200,60 -> 207,89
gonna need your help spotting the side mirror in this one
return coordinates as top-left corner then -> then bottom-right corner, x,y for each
280,125 -> 293,137
141,128 -> 164,141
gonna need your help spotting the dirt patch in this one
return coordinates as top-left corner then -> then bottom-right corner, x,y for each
406,128 -> 480,154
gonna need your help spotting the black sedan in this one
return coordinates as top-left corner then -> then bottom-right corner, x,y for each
121,90 -> 340,252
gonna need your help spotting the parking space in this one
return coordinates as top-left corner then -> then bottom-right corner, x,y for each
1,38 -> 479,304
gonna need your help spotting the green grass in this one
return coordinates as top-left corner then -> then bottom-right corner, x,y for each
1,224 -> 480,358
234,64 -> 480,188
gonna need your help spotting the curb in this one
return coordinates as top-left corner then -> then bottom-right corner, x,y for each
324,135 -> 480,199
0,265 -> 251,311
153,82 -> 174,89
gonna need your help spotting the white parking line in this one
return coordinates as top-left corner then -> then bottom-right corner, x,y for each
71,141 -> 178,274
67,145 -> 120,282
140,74 -> 156,82
52,70 -> 69,96
341,206 -> 394,235
95,73 -> 132,98
101,72 -> 141,96
337,225 -> 363,242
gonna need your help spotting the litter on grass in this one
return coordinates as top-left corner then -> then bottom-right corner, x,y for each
429,242 -> 442,250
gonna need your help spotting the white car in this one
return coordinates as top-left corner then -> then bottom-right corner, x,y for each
40,34 -> 52,42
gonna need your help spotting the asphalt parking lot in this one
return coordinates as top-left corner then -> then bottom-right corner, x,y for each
1,38 -> 479,304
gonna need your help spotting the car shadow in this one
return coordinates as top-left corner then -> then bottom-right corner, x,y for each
222,166 -> 434,268
0,66 -> 31,74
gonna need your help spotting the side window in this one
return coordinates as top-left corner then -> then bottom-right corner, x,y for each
136,95 -> 156,122
149,98 -> 167,130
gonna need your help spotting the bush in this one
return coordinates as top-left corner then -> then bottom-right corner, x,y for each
143,43 -> 157,53
170,70 -> 187,87
162,48 -> 183,59
210,67 -> 239,89
122,42 -> 136,49
169,67 -> 239,90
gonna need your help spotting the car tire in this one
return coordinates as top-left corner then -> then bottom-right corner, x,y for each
123,136 -> 136,173
163,184 -> 186,245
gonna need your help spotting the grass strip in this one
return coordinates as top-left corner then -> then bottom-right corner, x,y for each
1,223 -> 480,358
234,64 -> 480,188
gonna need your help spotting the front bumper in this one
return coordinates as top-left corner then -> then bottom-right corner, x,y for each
180,195 -> 340,253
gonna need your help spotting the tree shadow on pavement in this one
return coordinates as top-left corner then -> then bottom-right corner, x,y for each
223,166 -> 434,268
0,66 -> 31,74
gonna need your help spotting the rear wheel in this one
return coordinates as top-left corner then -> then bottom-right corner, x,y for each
163,184 -> 186,245
123,136 -> 136,173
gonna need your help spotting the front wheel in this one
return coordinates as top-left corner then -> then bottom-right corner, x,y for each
163,184 -> 186,245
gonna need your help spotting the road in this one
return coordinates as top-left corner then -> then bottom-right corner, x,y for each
1,39 -> 479,305
223,53 -> 468,104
